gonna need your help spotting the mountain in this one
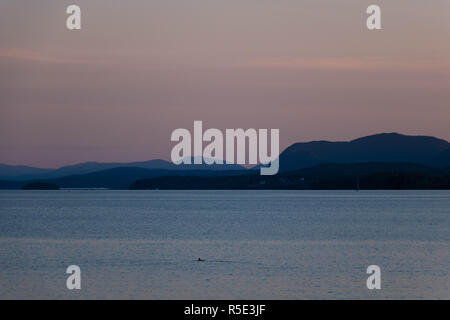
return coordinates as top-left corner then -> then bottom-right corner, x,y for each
2,162 -> 450,190
0,164 -> 52,180
2,132 -> 450,184
131,162 -> 450,190
0,167 -> 248,190
278,133 -> 449,172
432,148 -> 450,167
0,158 -> 246,181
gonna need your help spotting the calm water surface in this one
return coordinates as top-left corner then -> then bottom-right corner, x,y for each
0,190 -> 449,299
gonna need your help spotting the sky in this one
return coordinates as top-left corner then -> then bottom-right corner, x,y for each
0,0 -> 449,168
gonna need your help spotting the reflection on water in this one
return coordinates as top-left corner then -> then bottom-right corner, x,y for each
0,190 -> 449,299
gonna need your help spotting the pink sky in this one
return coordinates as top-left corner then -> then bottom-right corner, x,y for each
0,0 -> 449,168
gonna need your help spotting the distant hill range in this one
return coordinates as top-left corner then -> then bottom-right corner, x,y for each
1,133 -> 450,190
0,167 -> 246,190
278,132 -> 450,172
0,158 -> 245,181
131,162 -> 450,190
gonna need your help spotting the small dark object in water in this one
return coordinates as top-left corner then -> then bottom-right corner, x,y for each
197,258 -> 205,262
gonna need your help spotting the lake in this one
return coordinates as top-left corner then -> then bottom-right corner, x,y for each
0,190 -> 449,299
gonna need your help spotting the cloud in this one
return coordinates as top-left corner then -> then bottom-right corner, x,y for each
0,49 -> 103,65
